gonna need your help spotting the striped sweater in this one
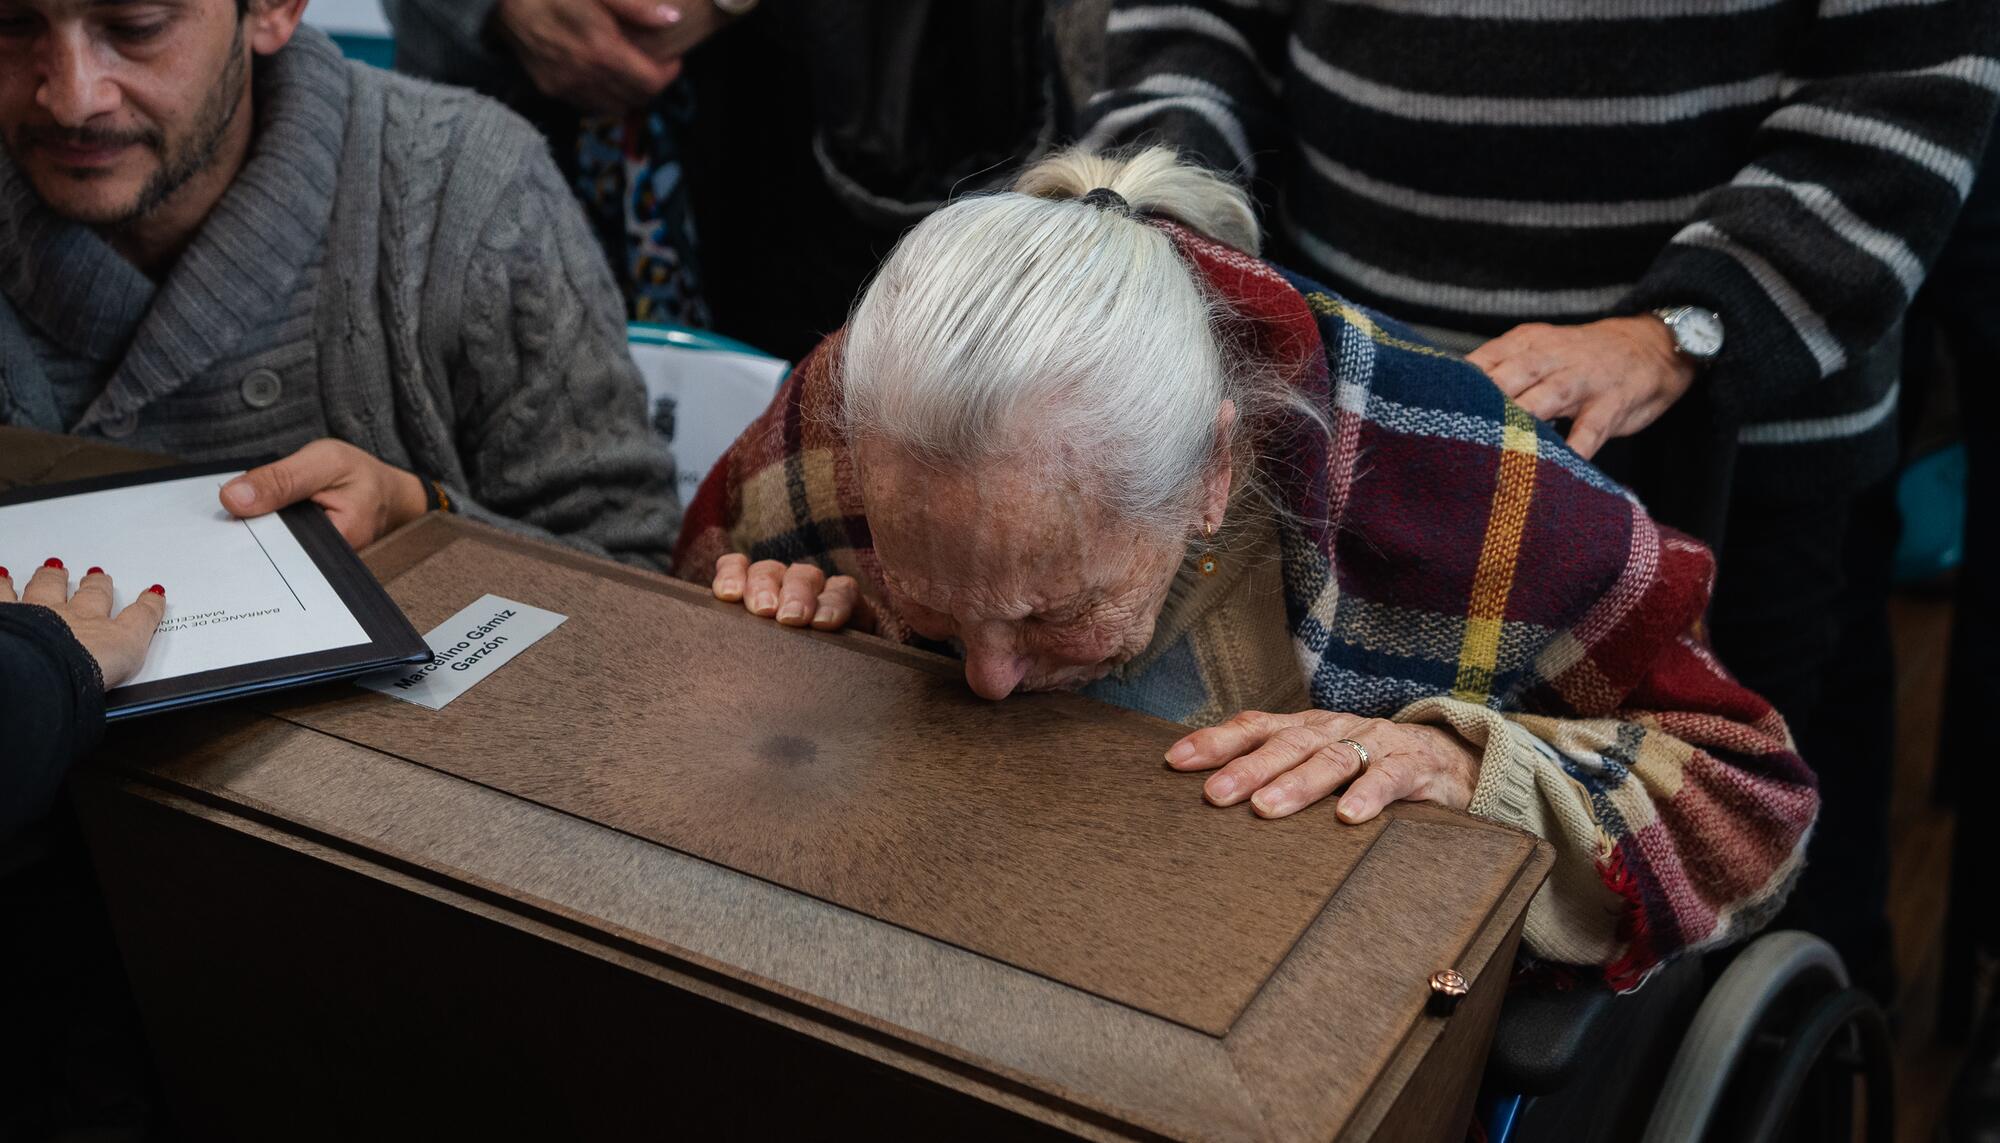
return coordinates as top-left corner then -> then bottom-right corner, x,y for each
1077,0 -> 2000,495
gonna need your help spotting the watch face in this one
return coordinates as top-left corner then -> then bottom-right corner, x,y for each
1678,308 -> 1724,358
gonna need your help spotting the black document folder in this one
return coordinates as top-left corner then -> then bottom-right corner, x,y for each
0,460 -> 430,720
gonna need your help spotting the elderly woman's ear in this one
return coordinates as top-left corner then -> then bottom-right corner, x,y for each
1202,399 -> 1237,531
712,554 -> 875,633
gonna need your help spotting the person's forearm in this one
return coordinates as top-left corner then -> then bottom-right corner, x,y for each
1401,670 -> 1814,990
1624,5 -> 2000,420
0,607 -> 105,839
1397,524 -> 1817,988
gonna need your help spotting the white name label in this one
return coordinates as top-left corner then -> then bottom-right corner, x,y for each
356,594 -> 566,710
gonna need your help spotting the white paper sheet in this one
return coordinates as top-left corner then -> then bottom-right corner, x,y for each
626,341 -> 788,504
355,594 -> 567,710
0,472 -> 370,687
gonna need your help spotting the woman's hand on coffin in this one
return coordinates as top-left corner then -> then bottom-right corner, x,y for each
219,439 -> 430,551
1,564 -> 166,688
1164,710 -> 1481,823
712,554 -> 873,632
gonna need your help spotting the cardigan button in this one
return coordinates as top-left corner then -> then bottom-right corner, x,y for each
240,369 -> 283,410
100,411 -> 138,439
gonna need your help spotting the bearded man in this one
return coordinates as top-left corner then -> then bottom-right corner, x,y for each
0,0 -> 680,562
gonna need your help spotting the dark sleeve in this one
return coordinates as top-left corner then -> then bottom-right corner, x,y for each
0,604 -> 105,839
1072,0 -> 1295,180
380,0 -> 524,96
1624,2 -> 2000,422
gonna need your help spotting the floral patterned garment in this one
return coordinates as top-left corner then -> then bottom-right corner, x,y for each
575,86 -> 710,328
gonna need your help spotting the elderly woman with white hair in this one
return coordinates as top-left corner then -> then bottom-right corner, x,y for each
673,147 -> 1817,987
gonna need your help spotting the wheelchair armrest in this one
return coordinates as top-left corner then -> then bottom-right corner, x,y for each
1486,957 -> 1706,1096
1486,981 -> 1619,1095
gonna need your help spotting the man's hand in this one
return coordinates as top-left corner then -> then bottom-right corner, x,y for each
1467,315 -> 1698,459
219,439 -> 430,550
494,0 -> 726,114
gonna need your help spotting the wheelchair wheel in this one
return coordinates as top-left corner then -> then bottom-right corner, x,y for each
1641,930 -> 1894,1143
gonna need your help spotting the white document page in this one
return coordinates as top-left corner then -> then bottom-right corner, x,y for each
355,594 -> 567,711
627,342 -> 788,504
0,472 -> 370,687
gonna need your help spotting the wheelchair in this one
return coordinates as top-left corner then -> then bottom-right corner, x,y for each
1482,931 -> 1895,1143
615,319 -> 1900,1143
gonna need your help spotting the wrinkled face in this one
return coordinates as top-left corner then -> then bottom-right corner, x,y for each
858,442 -> 1190,701
0,0 -> 248,227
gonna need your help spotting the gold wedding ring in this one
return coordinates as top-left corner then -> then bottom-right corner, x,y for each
1338,737 -> 1371,769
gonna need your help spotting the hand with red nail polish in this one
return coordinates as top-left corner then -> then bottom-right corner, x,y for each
1,562 -> 167,688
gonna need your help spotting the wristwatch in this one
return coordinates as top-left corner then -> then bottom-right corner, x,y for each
1652,305 -> 1725,363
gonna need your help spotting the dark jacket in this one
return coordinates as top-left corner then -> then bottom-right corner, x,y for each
0,605 -> 103,838
381,0 -> 1055,363
1078,0 -> 2000,535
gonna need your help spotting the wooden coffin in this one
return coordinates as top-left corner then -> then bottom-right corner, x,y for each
9,431 -> 1553,1140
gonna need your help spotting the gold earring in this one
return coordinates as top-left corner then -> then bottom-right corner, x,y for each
1199,521 -> 1217,577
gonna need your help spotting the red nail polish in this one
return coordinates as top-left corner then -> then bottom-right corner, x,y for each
147,584 -> 165,596
42,557 -> 63,569
0,567 -> 9,580
86,566 -> 104,576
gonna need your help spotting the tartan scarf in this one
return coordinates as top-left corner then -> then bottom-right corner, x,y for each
674,220 -> 1817,986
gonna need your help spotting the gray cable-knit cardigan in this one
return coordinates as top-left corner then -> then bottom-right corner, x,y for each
0,27 -> 680,567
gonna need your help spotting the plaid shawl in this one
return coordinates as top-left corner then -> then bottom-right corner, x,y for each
674,221 -> 1818,987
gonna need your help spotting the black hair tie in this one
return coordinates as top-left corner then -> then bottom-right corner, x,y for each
1079,186 -> 1132,215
